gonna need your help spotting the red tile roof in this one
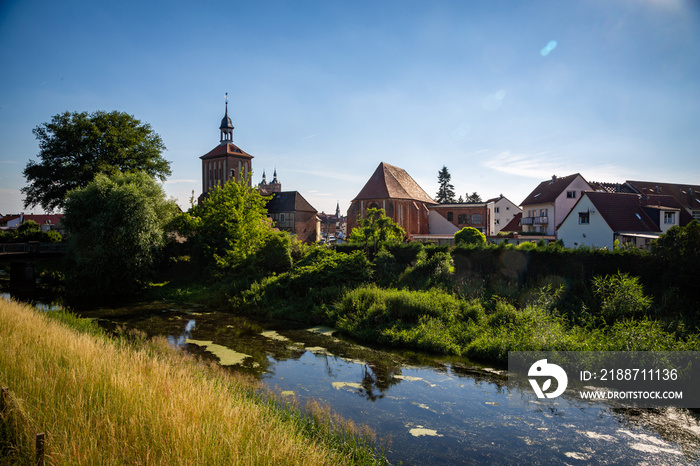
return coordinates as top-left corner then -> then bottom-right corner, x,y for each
501,212 -> 522,232
200,143 -> 253,160
521,173 -> 588,206
569,192 -> 662,233
626,180 -> 700,214
352,162 -> 437,204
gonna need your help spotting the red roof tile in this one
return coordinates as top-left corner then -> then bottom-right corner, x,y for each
521,173 -> 588,206
353,162 -> 437,204
200,143 -> 253,160
579,192 -> 661,233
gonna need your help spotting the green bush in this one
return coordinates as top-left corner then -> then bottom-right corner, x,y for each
454,227 -> 486,246
592,272 -> 652,321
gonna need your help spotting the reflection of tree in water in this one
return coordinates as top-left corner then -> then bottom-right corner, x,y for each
357,363 -> 403,401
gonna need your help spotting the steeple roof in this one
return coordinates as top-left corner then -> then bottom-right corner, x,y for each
352,162 -> 437,204
220,101 -> 234,130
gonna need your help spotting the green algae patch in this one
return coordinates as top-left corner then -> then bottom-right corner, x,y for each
408,426 -> 443,437
261,330 -> 290,342
332,382 -> 363,391
307,326 -> 336,336
186,339 -> 252,366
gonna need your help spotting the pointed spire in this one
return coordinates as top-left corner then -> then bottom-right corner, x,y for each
219,93 -> 234,144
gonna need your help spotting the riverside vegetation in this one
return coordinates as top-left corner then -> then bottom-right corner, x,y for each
155,201 -> 700,366
0,298 -> 385,465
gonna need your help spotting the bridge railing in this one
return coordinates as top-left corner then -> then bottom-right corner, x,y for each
0,243 -> 28,253
0,243 -> 67,254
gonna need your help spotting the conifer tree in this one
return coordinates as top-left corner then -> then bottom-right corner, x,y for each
436,166 -> 456,204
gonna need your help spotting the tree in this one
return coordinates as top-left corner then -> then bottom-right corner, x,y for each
23,110 -> 171,212
651,219 -> 700,305
349,207 -> 405,255
62,171 -> 178,297
189,176 -> 274,272
454,227 -> 486,246
466,192 -> 482,203
435,166 -> 456,204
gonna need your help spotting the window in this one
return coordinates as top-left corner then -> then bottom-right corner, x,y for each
280,213 -> 286,223
664,211 -> 676,224
495,207 -> 500,213
472,214 -> 483,224
458,214 -> 469,224
579,212 -> 590,224
567,191 -> 576,198
447,212 -> 454,222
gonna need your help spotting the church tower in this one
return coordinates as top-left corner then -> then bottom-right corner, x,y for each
199,95 -> 254,202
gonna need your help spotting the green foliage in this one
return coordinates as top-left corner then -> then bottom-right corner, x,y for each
592,272 -> 653,321
23,110 -> 171,211
652,219 -> 700,307
234,249 -> 373,321
62,171 -> 178,297
466,192 -> 482,203
435,166 -> 456,204
348,208 -> 405,255
190,177 -> 273,272
454,227 -> 486,246
251,231 -> 294,275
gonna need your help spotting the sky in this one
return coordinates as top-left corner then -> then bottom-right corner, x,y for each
1,0 -> 699,216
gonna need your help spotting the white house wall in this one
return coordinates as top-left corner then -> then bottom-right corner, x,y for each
490,198 -> 521,234
552,175 -> 591,236
557,196 -> 614,249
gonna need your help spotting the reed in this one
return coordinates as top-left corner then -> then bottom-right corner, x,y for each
0,299 -> 384,465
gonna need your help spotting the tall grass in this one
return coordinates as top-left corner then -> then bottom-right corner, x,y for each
0,299 -> 385,465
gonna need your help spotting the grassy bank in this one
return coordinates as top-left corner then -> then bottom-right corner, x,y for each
0,298 -> 385,465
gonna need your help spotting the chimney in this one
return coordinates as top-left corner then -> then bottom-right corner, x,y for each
550,175 -> 557,184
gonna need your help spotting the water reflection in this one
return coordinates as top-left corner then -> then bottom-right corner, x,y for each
3,294 -> 699,464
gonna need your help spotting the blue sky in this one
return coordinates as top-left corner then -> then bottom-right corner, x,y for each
1,0 -> 698,215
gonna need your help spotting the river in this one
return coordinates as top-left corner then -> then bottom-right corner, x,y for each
3,293 -> 700,464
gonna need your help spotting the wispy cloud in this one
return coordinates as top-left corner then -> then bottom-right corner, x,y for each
285,168 -> 366,183
481,151 -> 630,182
301,134 -> 319,140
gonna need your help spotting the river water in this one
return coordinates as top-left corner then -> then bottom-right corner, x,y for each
4,294 -> 700,465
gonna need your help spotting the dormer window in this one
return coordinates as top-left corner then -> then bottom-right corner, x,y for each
664,212 -> 676,225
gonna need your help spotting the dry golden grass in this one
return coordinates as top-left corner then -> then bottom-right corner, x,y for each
0,298 -> 377,465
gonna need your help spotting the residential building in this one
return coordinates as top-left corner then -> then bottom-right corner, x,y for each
625,180 -> 700,224
486,195 -> 521,234
557,192 -> 681,250
0,213 -> 64,234
347,162 -> 437,238
520,174 -> 592,236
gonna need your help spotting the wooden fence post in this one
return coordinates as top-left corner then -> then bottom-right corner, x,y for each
36,432 -> 45,466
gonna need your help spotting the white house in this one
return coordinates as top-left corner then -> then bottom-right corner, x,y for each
520,174 -> 592,236
557,192 -> 681,250
486,195 -> 521,235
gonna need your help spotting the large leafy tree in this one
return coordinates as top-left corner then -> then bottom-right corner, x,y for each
23,110 -> 171,212
349,207 -> 405,254
189,177 -> 274,272
454,226 -> 486,246
466,192 -> 482,203
62,171 -> 178,297
435,166 -> 456,204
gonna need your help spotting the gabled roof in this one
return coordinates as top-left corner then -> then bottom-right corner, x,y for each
501,212 -> 522,232
587,181 -> 637,194
521,173 -> 588,206
560,192 -> 661,233
266,191 -> 317,213
0,214 -> 21,224
200,142 -> 253,160
352,162 -> 437,204
23,214 -> 64,226
626,180 -> 700,214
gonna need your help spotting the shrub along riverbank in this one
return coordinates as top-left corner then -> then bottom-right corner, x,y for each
152,224 -> 700,366
0,298 -> 386,465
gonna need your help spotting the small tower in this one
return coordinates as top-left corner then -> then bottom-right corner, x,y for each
268,168 -> 282,193
220,94 -> 234,144
335,201 -> 340,219
199,95 -> 254,202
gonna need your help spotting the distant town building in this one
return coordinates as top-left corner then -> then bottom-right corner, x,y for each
520,174 -> 591,236
557,192 -> 682,250
266,190 -> 319,243
0,213 -> 64,234
486,195 -> 521,235
347,162 -> 437,238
